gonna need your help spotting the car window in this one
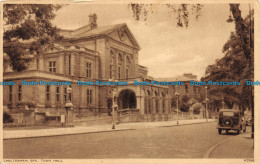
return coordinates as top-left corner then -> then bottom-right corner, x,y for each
223,112 -> 234,117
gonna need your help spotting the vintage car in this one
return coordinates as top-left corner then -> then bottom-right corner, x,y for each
217,109 -> 246,135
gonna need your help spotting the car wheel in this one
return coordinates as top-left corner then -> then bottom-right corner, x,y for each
218,129 -> 222,134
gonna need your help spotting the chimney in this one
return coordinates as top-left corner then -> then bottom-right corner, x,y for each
89,13 -> 97,28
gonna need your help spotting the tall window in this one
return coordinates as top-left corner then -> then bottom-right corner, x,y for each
69,54 -> 71,75
126,56 -> 131,64
86,62 -> 92,78
18,85 -> 22,101
64,87 -> 67,103
49,61 -> 56,72
110,50 -> 115,79
87,90 -> 93,106
118,53 -> 123,61
110,65 -> 113,79
36,59 -> 39,70
126,68 -> 129,79
69,85 -> 72,101
118,66 -> 121,79
46,86 -> 50,102
56,87 -> 60,103
9,86 -> 12,103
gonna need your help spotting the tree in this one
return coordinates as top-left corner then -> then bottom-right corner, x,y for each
3,4 -> 62,71
180,95 -> 190,112
202,10 -> 254,110
130,3 -> 254,137
129,4 -> 203,28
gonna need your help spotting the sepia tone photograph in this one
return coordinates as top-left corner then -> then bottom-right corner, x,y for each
1,0 -> 259,162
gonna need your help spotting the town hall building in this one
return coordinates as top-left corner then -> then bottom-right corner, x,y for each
3,14 -> 172,123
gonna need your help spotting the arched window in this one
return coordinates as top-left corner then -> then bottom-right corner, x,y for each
118,53 -> 123,62
110,50 -> 115,79
126,55 -> 131,64
110,50 -> 115,64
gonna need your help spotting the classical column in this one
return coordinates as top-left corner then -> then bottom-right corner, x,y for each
159,97 -> 162,114
152,97 -> 156,114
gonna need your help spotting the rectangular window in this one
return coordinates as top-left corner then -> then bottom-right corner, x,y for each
86,62 -> 92,78
69,54 -> 71,75
9,86 -> 12,102
118,66 -> 121,79
56,87 -> 60,102
69,85 -> 72,101
46,86 -> 50,102
110,65 -> 113,79
18,85 -> 22,101
36,59 -> 39,70
126,68 -> 129,79
64,87 -> 67,103
49,61 -> 56,73
87,89 -> 93,106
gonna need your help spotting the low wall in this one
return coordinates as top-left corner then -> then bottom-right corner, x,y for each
73,117 -> 112,126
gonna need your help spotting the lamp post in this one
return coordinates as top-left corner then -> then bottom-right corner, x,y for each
221,93 -> 225,109
175,92 -> 180,125
109,79 -> 118,129
112,89 -> 116,129
65,85 -> 73,126
205,86 -> 209,122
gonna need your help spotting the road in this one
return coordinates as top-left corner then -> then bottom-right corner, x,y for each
3,122 -> 253,159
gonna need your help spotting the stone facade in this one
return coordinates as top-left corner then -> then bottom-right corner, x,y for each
3,14 -> 171,121
157,73 -> 205,101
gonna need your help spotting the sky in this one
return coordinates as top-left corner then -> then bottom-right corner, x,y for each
52,3 -> 251,79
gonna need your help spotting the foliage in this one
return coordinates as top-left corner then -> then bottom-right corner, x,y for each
180,95 -> 190,112
180,103 -> 189,112
15,101 -> 36,113
3,112 -> 14,123
171,97 -> 177,108
202,8 -> 254,111
188,98 -> 198,106
129,4 -> 203,28
3,4 -> 62,71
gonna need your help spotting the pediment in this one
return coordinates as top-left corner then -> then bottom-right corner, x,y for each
107,25 -> 140,49
41,44 -> 64,54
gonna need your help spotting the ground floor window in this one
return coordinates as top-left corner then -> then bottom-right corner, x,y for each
64,87 -> 67,103
46,86 -> 50,102
18,85 -> 22,101
9,86 -> 12,103
87,89 -> 93,106
56,87 -> 60,103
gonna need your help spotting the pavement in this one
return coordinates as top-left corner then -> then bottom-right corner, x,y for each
3,119 -> 216,139
208,131 -> 254,158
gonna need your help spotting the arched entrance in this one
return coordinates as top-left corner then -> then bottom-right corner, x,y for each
118,89 -> 136,109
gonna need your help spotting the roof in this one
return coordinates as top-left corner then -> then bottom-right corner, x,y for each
59,23 -> 140,49
75,24 -> 125,38
156,76 -> 196,82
